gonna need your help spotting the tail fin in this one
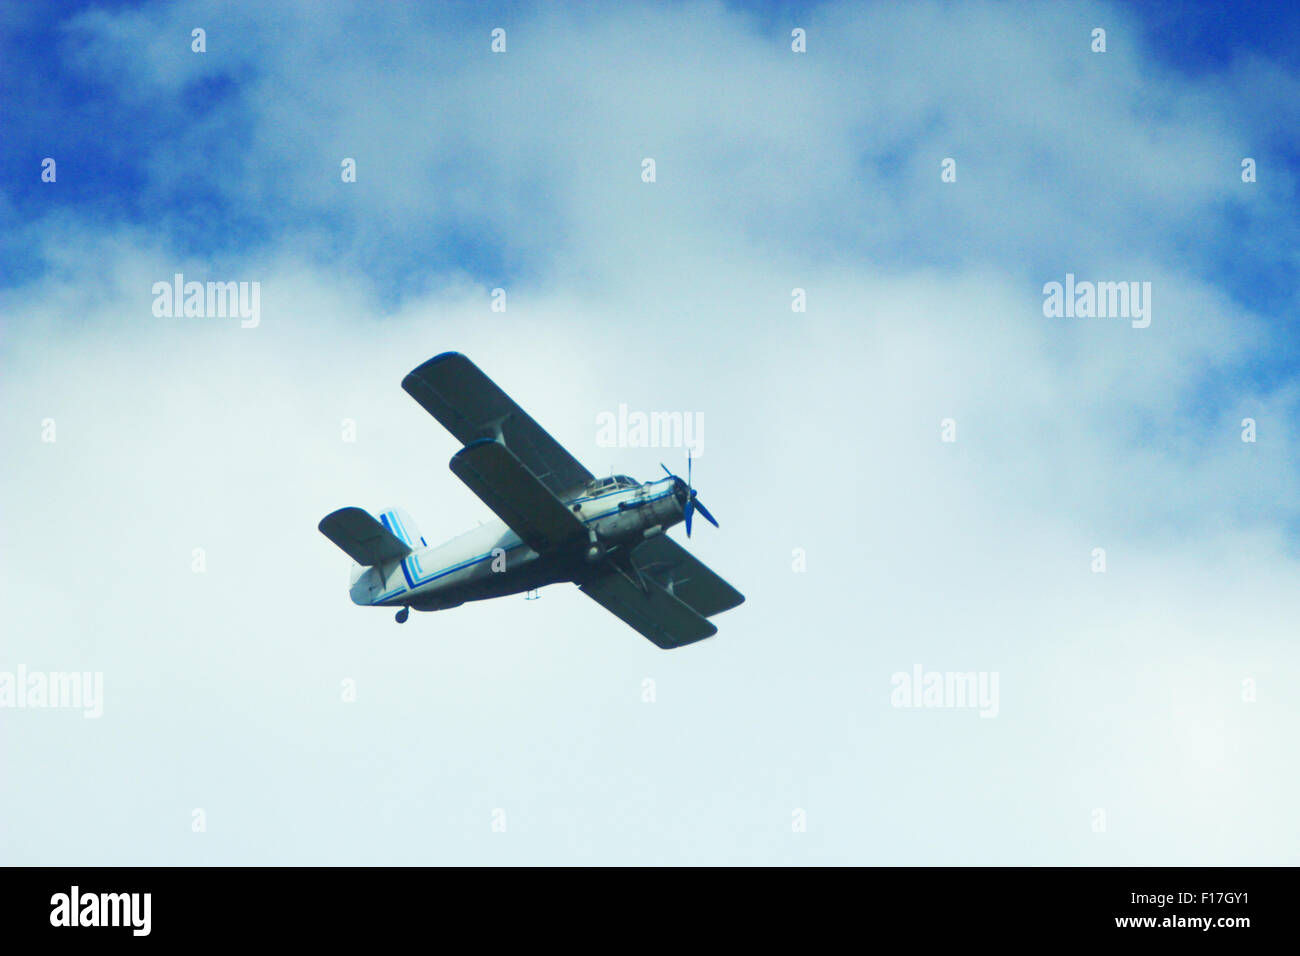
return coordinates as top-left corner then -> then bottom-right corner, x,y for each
376,507 -> 426,549
319,507 -> 414,566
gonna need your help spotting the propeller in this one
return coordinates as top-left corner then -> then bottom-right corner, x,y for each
660,452 -> 719,537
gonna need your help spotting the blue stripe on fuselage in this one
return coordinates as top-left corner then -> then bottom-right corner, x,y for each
371,488 -> 676,603
380,512 -> 418,589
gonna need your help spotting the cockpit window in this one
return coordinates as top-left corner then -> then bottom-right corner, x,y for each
591,475 -> 638,492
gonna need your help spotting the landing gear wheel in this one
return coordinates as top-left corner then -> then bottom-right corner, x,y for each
395,607 -> 410,624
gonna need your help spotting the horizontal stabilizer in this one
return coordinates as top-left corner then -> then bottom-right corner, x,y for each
318,507 -> 413,566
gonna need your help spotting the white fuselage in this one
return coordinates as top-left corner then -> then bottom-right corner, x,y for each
349,476 -> 685,612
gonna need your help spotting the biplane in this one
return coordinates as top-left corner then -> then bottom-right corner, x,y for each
318,353 -> 744,648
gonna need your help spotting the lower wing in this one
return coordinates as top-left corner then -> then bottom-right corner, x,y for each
579,535 -> 745,649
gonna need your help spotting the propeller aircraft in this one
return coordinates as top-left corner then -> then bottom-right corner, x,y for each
318,353 -> 744,648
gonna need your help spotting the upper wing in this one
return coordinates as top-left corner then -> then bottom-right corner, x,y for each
402,352 -> 594,497
319,507 -> 413,566
448,439 -> 588,554
629,535 -> 745,618
580,567 -> 718,649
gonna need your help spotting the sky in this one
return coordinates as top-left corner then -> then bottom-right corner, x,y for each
2,0 -> 1299,865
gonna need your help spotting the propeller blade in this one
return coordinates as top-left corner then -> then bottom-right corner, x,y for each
693,497 -> 719,528
663,454 -> 715,535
